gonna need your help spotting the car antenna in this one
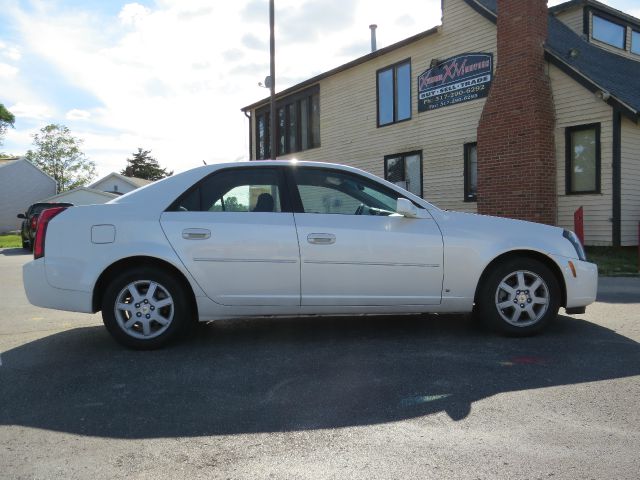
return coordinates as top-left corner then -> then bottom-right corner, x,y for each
202,160 -> 207,165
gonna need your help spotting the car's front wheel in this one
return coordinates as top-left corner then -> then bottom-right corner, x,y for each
101,267 -> 191,349
476,257 -> 560,336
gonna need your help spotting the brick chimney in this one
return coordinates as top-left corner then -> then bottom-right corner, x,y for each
477,0 -> 556,225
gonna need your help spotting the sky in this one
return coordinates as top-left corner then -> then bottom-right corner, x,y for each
1,0 -> 639,179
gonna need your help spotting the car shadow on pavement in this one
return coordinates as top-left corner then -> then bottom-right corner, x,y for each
0,248 -> 29,256
1,314 -> 639,439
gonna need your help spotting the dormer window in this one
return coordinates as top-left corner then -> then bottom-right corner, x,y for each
592,14 -> 626,49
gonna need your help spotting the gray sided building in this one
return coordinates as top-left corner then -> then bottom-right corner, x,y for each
0,158 -> 57,234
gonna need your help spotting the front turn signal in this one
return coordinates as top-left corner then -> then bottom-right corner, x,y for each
568,260 -> 577,278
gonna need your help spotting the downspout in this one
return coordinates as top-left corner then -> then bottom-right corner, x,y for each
244,111 -> 253,161
612,109 -> 622,246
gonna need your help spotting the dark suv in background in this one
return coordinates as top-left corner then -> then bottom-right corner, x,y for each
17,202 -> 74,251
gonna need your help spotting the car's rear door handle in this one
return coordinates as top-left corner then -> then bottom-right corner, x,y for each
182,228 -> 211,240
307,233 -> 336,245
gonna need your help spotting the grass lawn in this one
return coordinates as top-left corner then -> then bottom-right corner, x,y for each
586,246 -> 639,276
0,234 -> 22,249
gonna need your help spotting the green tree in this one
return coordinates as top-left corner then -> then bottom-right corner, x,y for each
210,196 -> 244,212
121,148 -> 173,181
0,103 -> 16,147
24,124 -> 96,192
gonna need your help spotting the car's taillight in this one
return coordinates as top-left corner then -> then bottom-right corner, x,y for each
34,207 -> 68,260
30,215 -> 38,231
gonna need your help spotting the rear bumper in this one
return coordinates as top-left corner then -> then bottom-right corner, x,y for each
23,258 -> 93,313
550,254 -> 598,310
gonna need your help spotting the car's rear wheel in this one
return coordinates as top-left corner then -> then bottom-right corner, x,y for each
22,239 -> 29,250
101,267 -> 191,349
476,257 -> 560,336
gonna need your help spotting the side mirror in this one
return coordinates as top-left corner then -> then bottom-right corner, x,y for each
396,198 -> 428,219
17,213 -> 26,219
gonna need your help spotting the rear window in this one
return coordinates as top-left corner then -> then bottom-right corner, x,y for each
168,168 -> 286,213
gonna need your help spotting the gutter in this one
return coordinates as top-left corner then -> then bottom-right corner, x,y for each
244,110 -> 253,161
612,110 -> 622,246
462,0 -> 497,23
544,49 -> 640,123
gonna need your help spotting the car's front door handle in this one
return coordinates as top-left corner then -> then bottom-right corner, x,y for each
182,228 -> 211,240
307,233 -> 336,245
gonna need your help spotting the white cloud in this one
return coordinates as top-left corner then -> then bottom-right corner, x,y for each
0,62 -> 18,78
8,102 -> 51,120
4,128 -> 36,148
2,0 -> 441,174
6,48 -> 21,61
118,3 -> 151,27
0,41 -> 21,61
7,0 -> 267,172
16,0 -> 624,177
66,109 -> 91,120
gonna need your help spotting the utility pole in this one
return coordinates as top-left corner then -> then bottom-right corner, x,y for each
269,0 -> 276,159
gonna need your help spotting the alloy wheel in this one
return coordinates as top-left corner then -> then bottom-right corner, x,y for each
494,270 -> 550,327
114,280 -> 174,339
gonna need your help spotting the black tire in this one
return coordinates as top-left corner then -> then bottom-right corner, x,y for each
475,257 -> 560,336
101,266 -> 192,349
22,239 -> 29,250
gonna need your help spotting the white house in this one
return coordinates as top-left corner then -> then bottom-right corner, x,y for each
40,172 -> 152,206
41,187 -> 118,206
0,158 -> 57,234
89,172 -> 152,195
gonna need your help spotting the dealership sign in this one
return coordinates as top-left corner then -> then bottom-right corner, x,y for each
418,53 -> 493,112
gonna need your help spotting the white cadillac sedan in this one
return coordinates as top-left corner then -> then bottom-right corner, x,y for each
23,161 -> 597,349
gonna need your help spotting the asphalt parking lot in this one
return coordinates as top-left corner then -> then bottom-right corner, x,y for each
1,248 -> 639,480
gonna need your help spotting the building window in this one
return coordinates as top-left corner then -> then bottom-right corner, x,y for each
565,124 -> 601,194
255,86 -> 320,160
377,59 -> 411,127
592,14 -> 626,49
384,151 -> 422,197
464,143 -> 477,202
256,113 -> 270,159
632,30 -> 640,55
277,107 -> 285,156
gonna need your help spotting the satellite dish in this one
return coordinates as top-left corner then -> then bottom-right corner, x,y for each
258,76 -> 273,89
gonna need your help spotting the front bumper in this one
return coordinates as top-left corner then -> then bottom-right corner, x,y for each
23,258 -> 93,313
549,254 -> 598,311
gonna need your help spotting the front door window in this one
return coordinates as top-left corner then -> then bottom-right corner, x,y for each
292,168 -> 399,216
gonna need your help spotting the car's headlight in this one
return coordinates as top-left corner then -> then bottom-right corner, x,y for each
563,230 -> 586,261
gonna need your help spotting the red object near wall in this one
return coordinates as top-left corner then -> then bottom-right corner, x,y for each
574,207 -> 584,245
